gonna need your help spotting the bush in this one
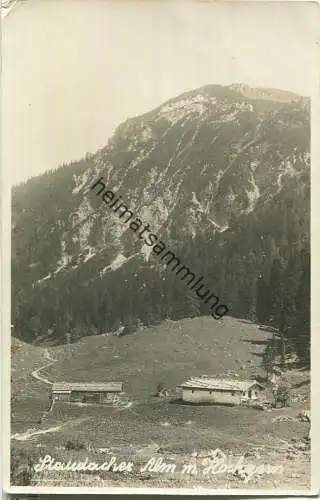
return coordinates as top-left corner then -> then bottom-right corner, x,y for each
11,448 -> 34,486
273,384 -> 291,407
155,383 -> 164,397
64,439 -> 86,451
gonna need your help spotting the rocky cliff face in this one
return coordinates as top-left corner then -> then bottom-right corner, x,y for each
12,84 -> 310,344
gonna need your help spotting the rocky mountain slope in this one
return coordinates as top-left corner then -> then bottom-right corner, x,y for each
12,84 -> 310,354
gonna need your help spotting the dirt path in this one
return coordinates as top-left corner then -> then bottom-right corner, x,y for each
11,417 -> 90,441
31,348 -> 57,386
11,348 -> 58,440
11,424 -> 64,441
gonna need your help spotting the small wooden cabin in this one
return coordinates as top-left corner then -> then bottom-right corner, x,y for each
51,382 -> 123,404
179,377 -> 264,405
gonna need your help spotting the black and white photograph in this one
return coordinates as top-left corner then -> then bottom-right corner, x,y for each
2,0 -> 319,494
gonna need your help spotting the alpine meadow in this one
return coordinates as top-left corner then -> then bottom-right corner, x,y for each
12,84 -> 310,362
10,83 -> 311,491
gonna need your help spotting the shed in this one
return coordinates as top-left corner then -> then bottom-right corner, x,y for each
51,382 -> 123,403
179,377 -> 264,405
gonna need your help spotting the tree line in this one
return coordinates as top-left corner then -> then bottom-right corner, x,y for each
11,160 -> 310,368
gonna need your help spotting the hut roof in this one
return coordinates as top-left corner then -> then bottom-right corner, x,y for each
52,382 -> 123,393
179,377 -> 264,392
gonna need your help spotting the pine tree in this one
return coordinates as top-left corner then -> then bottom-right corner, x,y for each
293,248 -> 310,365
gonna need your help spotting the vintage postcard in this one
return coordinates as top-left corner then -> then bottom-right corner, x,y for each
2,0 -> 319,494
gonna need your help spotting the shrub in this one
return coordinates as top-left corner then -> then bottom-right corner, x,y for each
273,384 -> 291,407
64,439 -> 86,451
155,383 -> 164,397
10,448 -> 34,486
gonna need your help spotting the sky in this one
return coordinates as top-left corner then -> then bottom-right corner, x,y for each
2,0 -> 319,185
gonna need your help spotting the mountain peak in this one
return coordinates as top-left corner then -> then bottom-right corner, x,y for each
227,83 -> 302,102
12,83 -> 310,344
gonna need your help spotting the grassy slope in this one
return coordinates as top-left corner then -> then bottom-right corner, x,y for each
11,339 -> 54,431
45,316 -> 271,396
11,338 -> 50,398
10,316 -> 311,489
